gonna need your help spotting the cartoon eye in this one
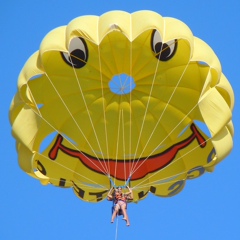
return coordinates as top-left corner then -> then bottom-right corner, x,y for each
151,30 -> 177,61
61,37 -> 88,68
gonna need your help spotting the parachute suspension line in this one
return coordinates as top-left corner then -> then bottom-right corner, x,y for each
129,32 -> 179,174
115,216 -> 119,240
113,108 -> 123,186
97,43 -> 111,173
43,125 -> 107,177
130,60 -> 192,175
143,42 -> 189,141
130,90 -> 198,176
70,56 -> 110,174
42,175 -> 107,190
121,109 -> 127,184
43,72 -> 109,175
129,36 -> 161,175
26,72 -> 107,175
131,54 -> 212,177
126,31 -> 156,176
106,31 -> 131,182
130,35 -> 172,175
133,135 -> 213,190
130,38 -> 191,175
129,14 -> 133,177
27,86 -> 42,117
36,152 -> 108,190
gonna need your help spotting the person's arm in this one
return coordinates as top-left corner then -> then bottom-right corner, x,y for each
125,186 -> 133,200
107,187 -> 114,201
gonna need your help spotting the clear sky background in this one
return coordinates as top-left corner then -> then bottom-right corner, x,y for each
1,1 -> 239,240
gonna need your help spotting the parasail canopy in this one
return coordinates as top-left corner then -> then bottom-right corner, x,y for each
9,10 -> 234,203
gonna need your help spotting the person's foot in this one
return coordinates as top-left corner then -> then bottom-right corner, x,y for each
126,223 -> 130,226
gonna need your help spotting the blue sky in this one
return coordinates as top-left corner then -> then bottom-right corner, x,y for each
1,1 -> 240,239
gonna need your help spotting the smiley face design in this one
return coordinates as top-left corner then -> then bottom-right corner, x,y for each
10,11 -> 234,202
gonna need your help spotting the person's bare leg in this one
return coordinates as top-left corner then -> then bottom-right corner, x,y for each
111,211 -> 116,223
121,206 -> 130,226
111,205 -> 119,223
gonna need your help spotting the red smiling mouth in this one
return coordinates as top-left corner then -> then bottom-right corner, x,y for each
49,124 -> 206,181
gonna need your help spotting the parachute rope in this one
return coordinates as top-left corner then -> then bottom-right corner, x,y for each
25,100 -> 109,179
130,95 -> 198,177
21,87 -> 111,191
121,109 -> 127,183
129,38 -> 162,174
132,136 -> 212,190
129,28 -> 134,179
129,38 -> 204,179
97,44 -> 111,171
122,37 -> 213,191
36,152 -> 108,189
44,73 -> 109,175
113,108 -> 122,187
25,82 -> 112,187
130,39 -> 187,175
115,216 -> 119,240
69,59 -> 110,173
42,34 -> 192,192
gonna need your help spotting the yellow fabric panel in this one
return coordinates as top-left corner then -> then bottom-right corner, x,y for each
17,51 -> 43,88
164,17 -> 194,45
199,87 -> 232,136
39,26 -> 67,55
212,126 -> 234,162
9,10 -> 234,203
191,37 -> 221,78
66,16 -> 99,44
16,142 -> 34,173
12,106 -> 40,150
216,73 -> 235,110
98,11 -> 132,41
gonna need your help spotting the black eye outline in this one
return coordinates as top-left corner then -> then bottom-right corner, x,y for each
61,37 -> 88,68
151,30 -> 178,61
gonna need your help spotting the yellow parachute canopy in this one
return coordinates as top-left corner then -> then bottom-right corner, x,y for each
10,10 -> 234,203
